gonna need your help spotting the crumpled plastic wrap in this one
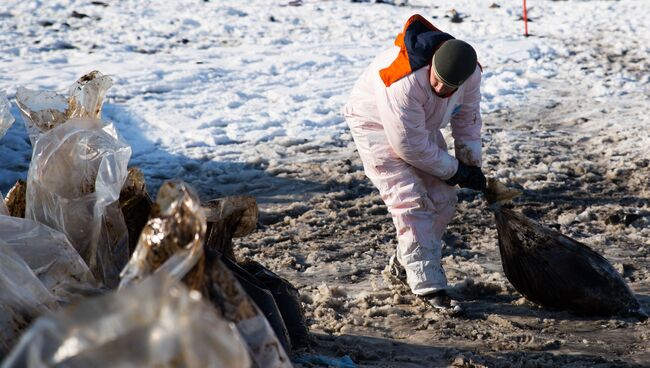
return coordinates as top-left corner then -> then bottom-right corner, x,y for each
25,117 -> 132,289
15,71 -> 113,146
0,242 -> 54,358
119,179 -> 292,366
2,274 -> 251,368
0,215 -> 97,357
119,180 -> 206,290
0,91 -> 15,140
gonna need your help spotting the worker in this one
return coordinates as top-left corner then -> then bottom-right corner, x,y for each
342,14 -> 486,313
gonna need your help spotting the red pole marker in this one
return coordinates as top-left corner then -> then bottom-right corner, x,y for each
523,0 -> 529,36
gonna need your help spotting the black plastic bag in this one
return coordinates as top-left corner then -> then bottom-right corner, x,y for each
220,255 -> 292,354
240,259 -> 310,351
487,179 -> 646,318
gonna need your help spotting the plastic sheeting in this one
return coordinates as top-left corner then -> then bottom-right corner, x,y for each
0,215 -> 97,357
2,274 -> 251,368
25,117 -> 131,289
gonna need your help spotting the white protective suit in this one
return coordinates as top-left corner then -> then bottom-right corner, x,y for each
343,46 -> 482,295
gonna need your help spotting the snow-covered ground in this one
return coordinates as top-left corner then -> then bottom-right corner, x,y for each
1,0 -> 649,366
2,0 -> 647,198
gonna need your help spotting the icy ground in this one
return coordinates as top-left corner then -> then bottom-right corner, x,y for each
0,0 -> 649,367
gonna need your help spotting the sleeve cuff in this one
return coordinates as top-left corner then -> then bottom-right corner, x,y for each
438,156 -> 459,181
454,140 -> 482,167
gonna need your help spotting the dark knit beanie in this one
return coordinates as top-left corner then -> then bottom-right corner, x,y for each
432,39 -> 477,88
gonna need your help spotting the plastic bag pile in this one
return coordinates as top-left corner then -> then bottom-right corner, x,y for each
0,72 -> 309,367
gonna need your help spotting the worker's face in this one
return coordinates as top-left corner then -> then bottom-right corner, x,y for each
430,67 -> 457,98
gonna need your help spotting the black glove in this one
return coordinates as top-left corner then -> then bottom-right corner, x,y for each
445,162 -> 487,191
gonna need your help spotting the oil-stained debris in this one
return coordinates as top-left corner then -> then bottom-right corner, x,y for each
486,179 -> 647,319
5,180 -> 26,218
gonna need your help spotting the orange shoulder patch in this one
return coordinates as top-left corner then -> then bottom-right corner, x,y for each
379,14 -> 441,87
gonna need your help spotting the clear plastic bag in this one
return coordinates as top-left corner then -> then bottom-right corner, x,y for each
119,180 -> 292,367
66,71 -> 113,120
26,118 -> 132,288
15,71 -> 113,146
0,215 -> 97,357
119,180 -> 206,290
0,242 -> 55,357
0,215 -> 97,301
2,274 -> 251,368
0,91 -> 14,140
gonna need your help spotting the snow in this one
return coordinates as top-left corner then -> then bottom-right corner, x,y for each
0,0 -> 648,198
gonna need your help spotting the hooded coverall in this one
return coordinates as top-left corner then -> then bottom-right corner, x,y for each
342,21 -> 482,295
